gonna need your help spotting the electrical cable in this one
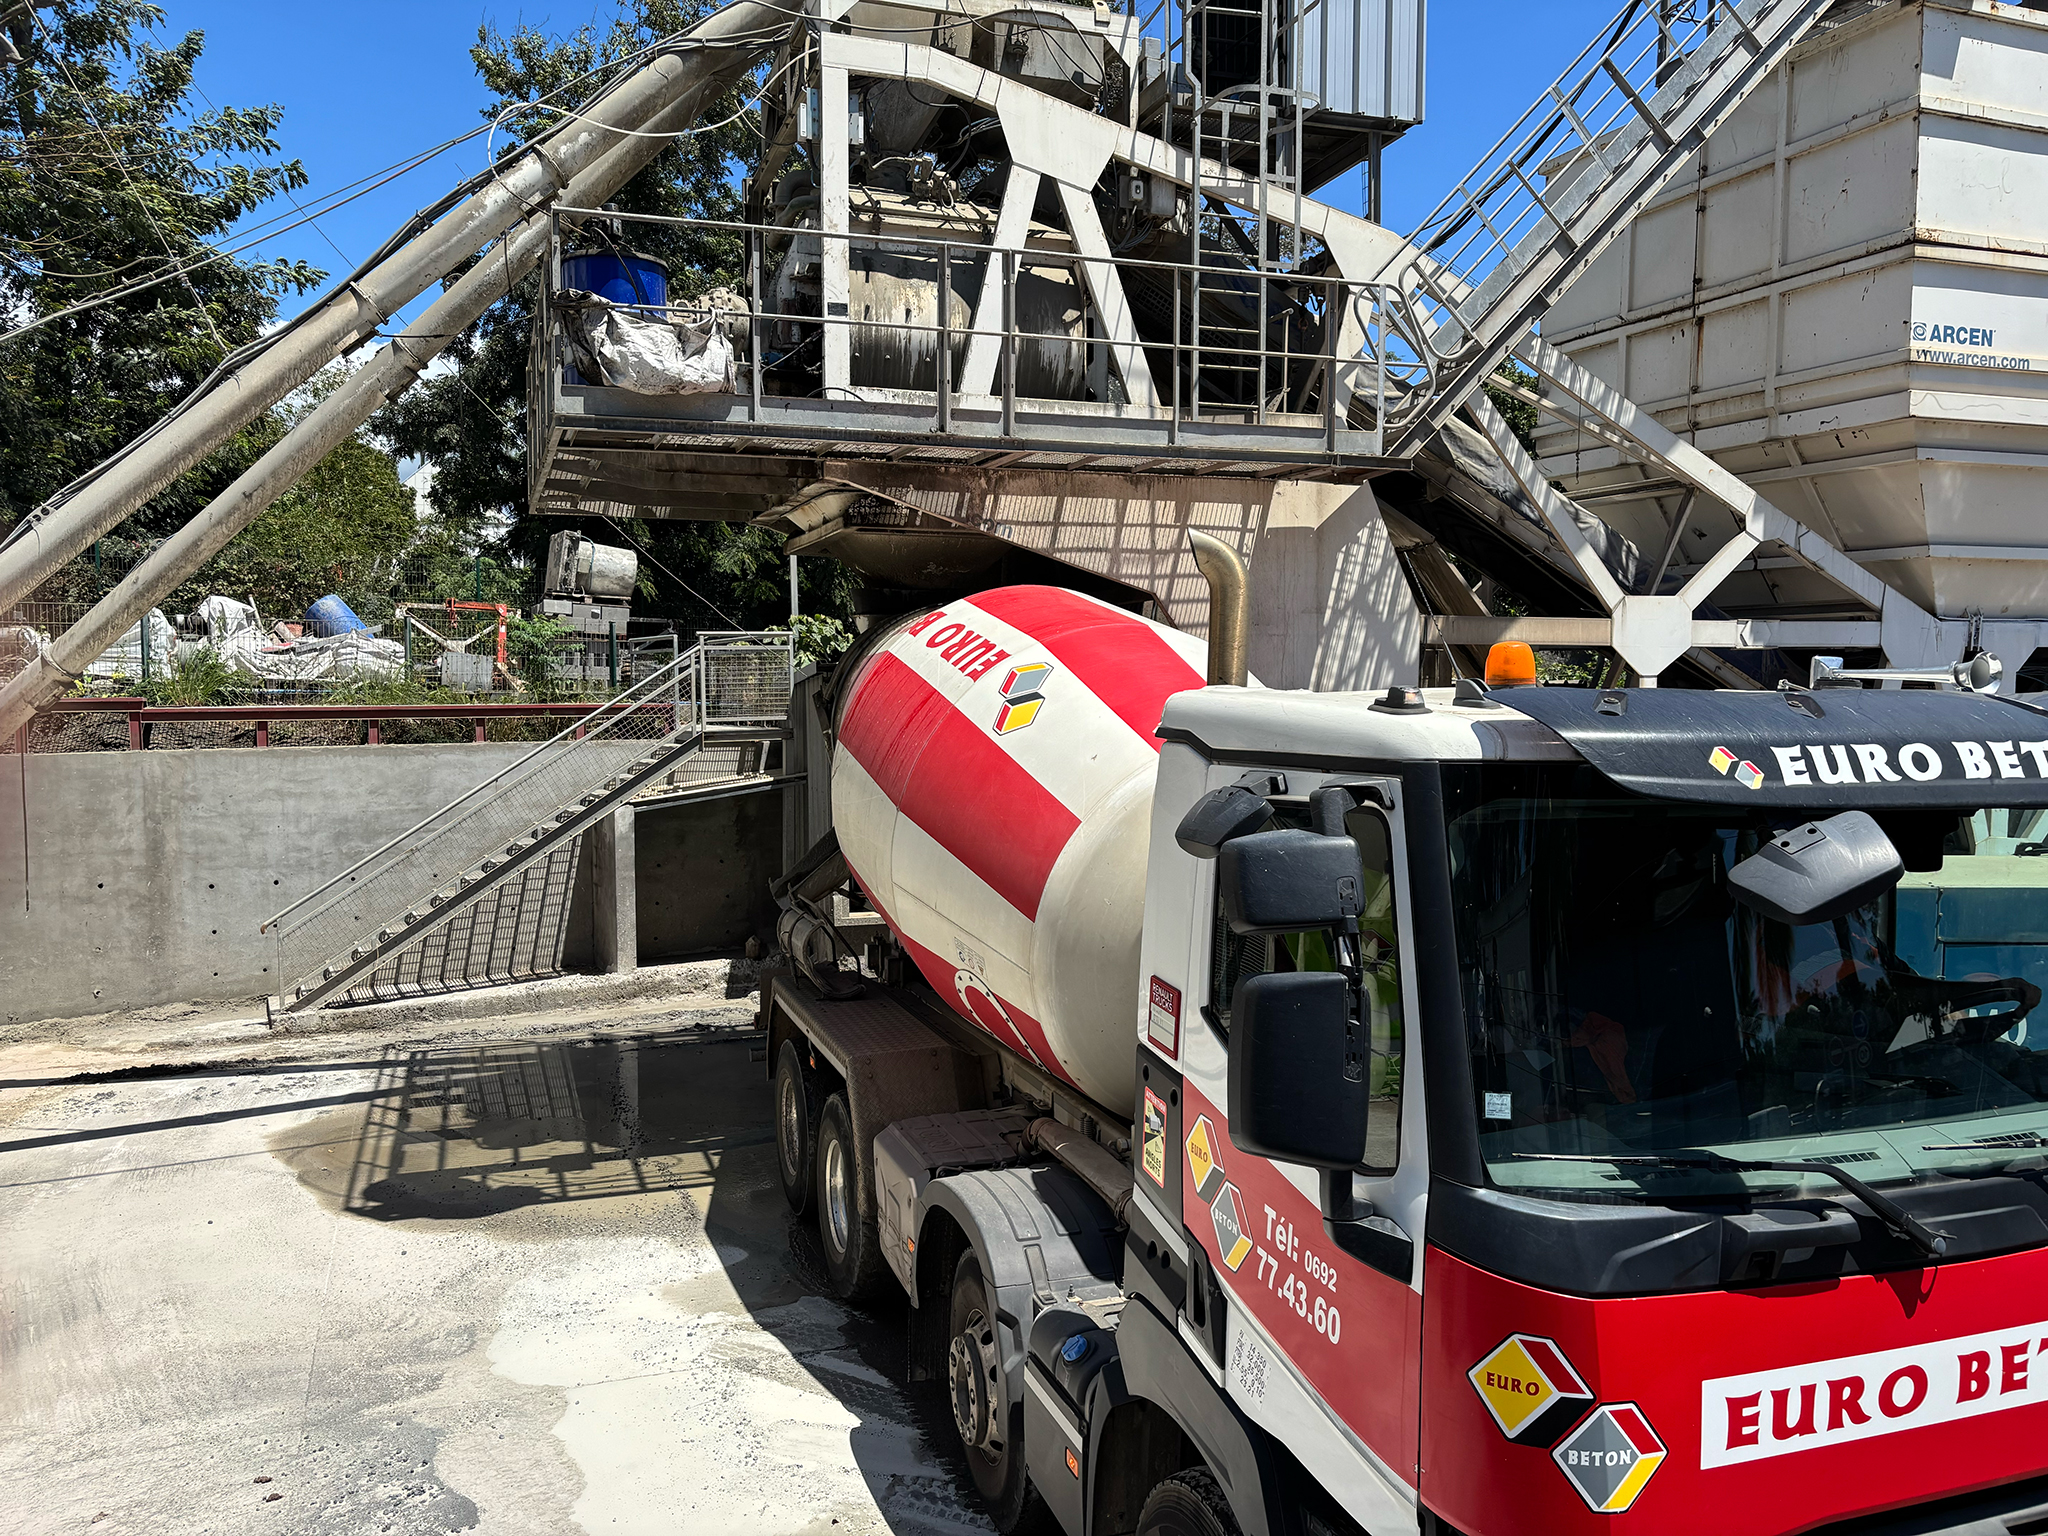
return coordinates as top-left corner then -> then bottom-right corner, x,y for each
484,49 -> 805,160
26,8 -> 229,354
597,516 -> 744,629
0,12 -> 786,549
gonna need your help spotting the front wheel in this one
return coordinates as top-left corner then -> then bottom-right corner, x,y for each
815,1092 -> 883,1298
948,1252 -> 1049,1532
1136,1470 -> 1241,1536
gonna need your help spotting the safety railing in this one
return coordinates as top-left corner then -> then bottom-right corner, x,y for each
264,630 -> 791,1007
4,697 -> 641,753
531,207 -> 1413,458
1373,0 -> 1830,453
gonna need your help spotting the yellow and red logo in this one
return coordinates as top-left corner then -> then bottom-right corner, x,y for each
1708,743 -> 1767,790
1185,1115 -> 1224,1203
993,662 -> 1053,735
1468,1334 -> 1594,1446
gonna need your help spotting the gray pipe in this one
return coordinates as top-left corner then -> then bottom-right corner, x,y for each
0,0 -> 784,615
1187,529 -> 1249,686
0,51 -> 765,741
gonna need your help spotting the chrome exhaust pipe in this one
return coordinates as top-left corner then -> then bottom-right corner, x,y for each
1187,529 -> 1249,687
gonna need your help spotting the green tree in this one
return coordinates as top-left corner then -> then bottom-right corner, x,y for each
1484,360 -> 1540,452
169,433 -> 417,625
0,0 -> 324,531
375,0 -> 859,637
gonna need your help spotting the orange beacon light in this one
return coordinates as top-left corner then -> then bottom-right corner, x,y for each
1484,642 -> 1538,688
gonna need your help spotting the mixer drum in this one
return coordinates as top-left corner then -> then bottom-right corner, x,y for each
849,251 -> 1089,399
830,585 -> 1209,1107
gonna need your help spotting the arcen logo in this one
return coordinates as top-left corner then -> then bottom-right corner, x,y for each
1912,322 -> 1997,347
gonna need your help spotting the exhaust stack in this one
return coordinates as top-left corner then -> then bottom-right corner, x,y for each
1188,530 -> 1249,687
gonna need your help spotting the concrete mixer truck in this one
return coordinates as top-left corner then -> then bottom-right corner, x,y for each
759,546 -> 2048,1536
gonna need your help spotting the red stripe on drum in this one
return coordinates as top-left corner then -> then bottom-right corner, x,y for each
968,586 -> 1204,750
850,872 -> 1076,1088
839,650 -> 1079,922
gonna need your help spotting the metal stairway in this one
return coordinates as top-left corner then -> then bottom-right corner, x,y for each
264,632 -> 793,1013
1373,0 -> 1833,460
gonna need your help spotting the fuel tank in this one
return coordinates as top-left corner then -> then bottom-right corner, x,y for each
830,585 -> 1209,1108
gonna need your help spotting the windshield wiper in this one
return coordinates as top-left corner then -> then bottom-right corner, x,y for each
1513,1152 -> 1953,1258
1922,1131 -> 2048,1152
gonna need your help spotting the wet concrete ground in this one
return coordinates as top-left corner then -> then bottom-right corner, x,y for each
0,986 -> 991,1535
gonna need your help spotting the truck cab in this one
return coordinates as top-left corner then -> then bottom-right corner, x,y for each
1130,677 -> 2048,1535
764,605 -> 2048,1536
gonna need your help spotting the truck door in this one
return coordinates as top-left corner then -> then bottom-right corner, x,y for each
1175,774 -> 1427,1533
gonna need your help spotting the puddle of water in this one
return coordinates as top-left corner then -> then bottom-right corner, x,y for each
270,1029 -> 771,1234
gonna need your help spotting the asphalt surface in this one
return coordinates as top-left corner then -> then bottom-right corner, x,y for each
0,976 -> 992,1536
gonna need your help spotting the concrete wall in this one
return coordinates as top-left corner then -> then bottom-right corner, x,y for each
0,744 -> 538,1023
829,463 -> 1426,691
0,743 -> 792,1024
638,785 -> 783,961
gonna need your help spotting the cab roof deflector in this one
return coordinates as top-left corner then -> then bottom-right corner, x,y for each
1496,686 -> 2048,808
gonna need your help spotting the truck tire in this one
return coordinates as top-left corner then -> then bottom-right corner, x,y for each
815,1092 -> 883,1298
948,1252 -> 1050,1533
775,1039 -> 822,1215
1136,1470 -> 1241,1536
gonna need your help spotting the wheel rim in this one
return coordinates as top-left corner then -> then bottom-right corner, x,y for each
824,1132 -> 851,1254
778,1070 -> 802,1180
947,1306 -> 1004,1461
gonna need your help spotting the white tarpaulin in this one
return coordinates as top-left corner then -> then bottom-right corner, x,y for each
195,595 -> 404,682
559,289 -> 735,395
0,623 -> 42,687
85,608 -> 176,680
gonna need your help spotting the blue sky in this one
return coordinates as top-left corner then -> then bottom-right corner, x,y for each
164,0 -> 1622,328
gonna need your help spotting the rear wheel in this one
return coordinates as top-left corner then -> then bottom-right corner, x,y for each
815,1092 -> 883,1298
775,1039 -> 822,1215
1136,1470 -> 1240,1536
948,1252 -> 1049,1532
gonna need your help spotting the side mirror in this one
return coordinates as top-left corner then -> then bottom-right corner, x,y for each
1226,971 -> 1365,1169
1218,828 -> 1363,935
1728,810 -> 1904,927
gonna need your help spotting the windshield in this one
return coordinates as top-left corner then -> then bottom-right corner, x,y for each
1445,765 -> 2048,1201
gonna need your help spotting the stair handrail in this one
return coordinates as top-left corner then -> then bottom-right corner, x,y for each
256,651 -> 684,937
261,641 -> 704,938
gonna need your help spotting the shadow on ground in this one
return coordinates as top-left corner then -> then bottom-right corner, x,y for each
272,1025 -> 992,1534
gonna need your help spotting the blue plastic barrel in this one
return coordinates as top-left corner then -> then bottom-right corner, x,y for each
562,251 -> 669,309
304,594 -> 369,638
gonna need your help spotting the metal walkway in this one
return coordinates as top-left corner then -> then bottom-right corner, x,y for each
264,632 -> 793,1013
1374,0 -> 1832,460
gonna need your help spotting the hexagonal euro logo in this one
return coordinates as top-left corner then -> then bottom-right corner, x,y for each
1467,1334 -> 1594,1446
1552,1402 -> 1667,1514
1185,1114 -> 1225,1203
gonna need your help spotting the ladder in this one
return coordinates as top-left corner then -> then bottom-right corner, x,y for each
264,632 -> 793,1014
1373,0 -> 1832,460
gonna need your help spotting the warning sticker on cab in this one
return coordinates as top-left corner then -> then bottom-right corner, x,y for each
1141,1088 -> 1168,1187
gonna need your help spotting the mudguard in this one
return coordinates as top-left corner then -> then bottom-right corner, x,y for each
915,1163 -> 1125,1450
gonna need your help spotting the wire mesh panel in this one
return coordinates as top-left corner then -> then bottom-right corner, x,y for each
701,633 -> 795,723
338,837 -> 587,1004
